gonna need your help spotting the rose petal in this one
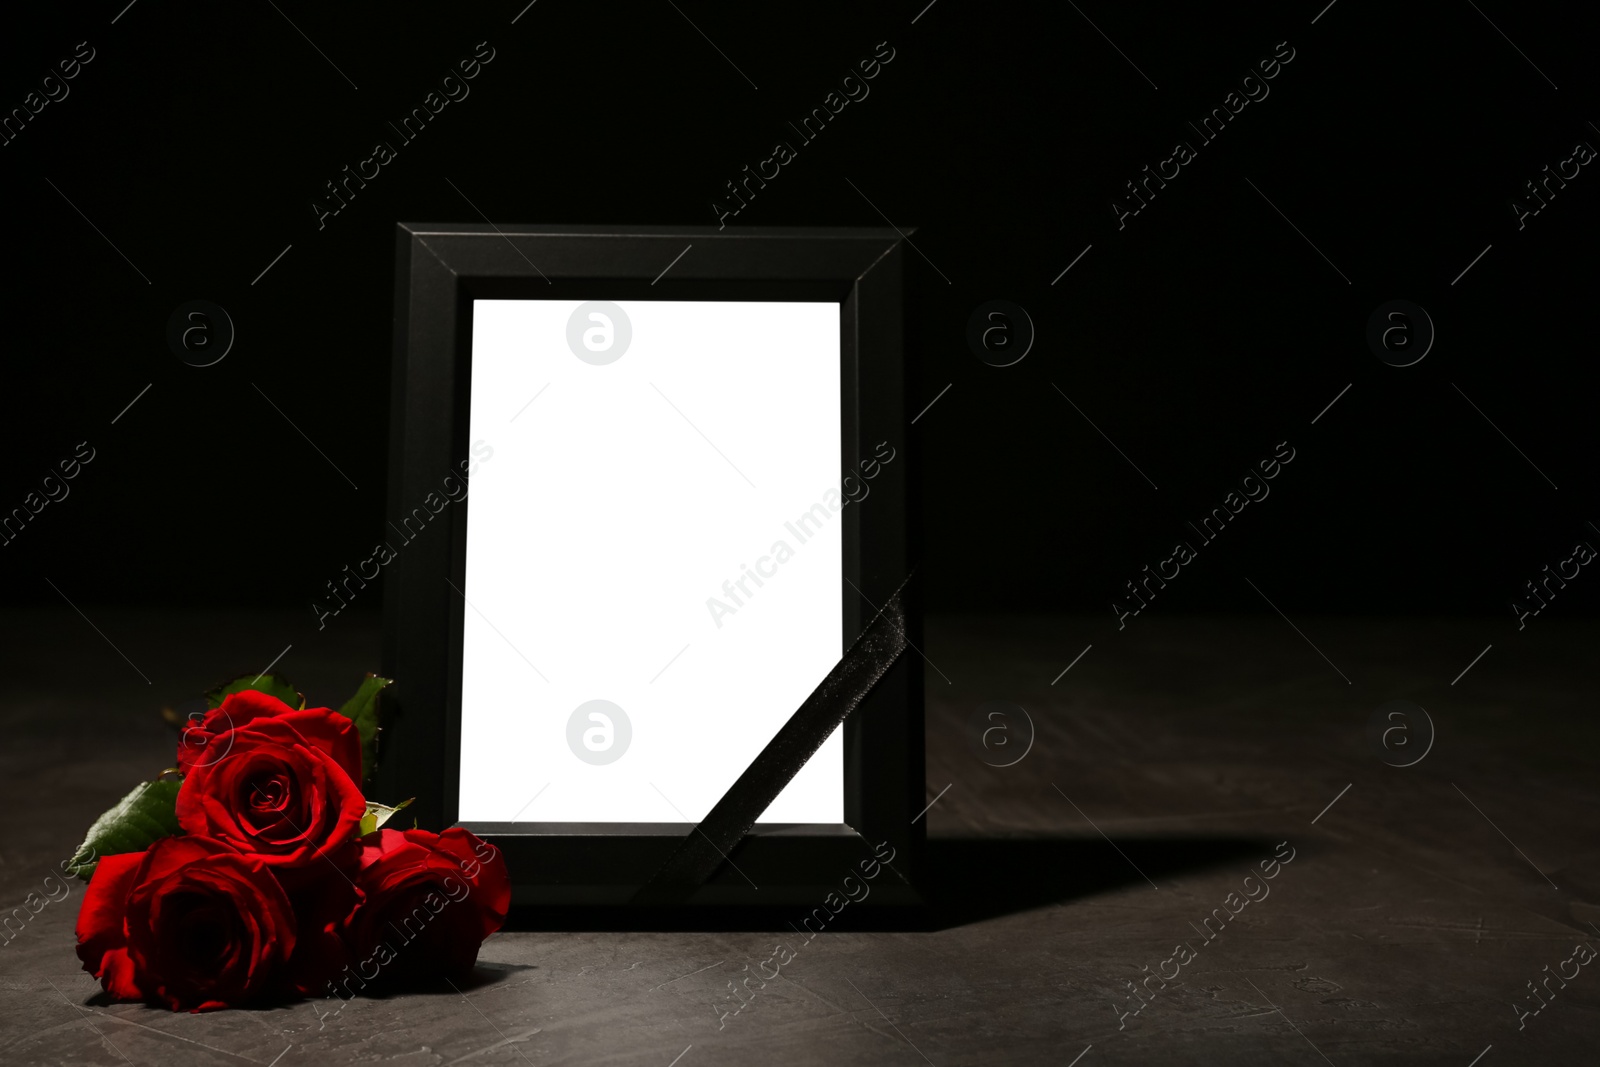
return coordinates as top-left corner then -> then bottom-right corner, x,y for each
74,851 -> 144,982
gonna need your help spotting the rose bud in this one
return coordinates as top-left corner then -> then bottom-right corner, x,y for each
75,836 -> 297,1012
331,828 -> 510,995
175,692 -> 366,887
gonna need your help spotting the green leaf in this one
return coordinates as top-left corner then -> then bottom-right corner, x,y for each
359,797 -> 414,837
204,673 -> 304,711
67,780 -> 182,881
338,674 -> 392,789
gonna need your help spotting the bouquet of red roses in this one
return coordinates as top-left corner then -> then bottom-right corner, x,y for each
67,673 -> 509,1012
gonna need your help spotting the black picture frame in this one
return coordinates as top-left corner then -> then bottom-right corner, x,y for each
380,223 -> 922,921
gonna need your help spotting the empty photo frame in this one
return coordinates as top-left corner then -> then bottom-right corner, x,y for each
381,224 -> 922,914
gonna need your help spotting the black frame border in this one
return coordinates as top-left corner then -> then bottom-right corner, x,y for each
380,224 -> 922,915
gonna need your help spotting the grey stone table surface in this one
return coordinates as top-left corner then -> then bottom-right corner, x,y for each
2,607 -> 1596,1066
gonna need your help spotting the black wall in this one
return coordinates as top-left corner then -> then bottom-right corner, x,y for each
3,1 -> 1596,624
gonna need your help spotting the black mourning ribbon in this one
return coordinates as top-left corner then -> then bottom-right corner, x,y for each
631,572 -> 914,905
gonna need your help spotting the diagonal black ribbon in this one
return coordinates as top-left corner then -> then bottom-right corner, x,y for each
632,571 -> 914,905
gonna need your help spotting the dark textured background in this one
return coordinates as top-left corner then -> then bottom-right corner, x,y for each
3,0 -> 1595,619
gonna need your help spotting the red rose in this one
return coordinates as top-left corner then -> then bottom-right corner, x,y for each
331,828 -> 510,995
75,836 -> 297,1012
175,692 -> 365,886
177,689 -> 317,773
